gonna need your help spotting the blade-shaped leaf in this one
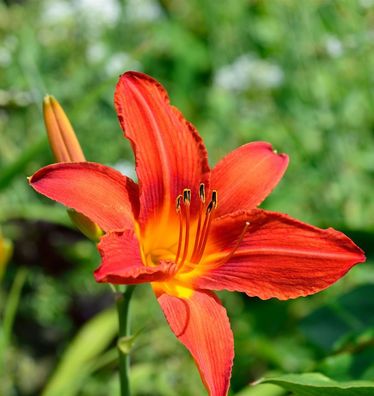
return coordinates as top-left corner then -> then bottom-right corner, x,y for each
236,383 -> 286,396
42,308 -> 117,396
260,372 -> 374,396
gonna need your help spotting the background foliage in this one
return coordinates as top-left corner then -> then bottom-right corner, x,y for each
0,0 -> 373,395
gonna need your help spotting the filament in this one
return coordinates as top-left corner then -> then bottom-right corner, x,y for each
175,195 -> 183,264
191,184 -> 206,261
178,189 -> 191,269
191,190 -> 217,263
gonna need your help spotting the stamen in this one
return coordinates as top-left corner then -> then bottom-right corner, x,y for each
175,195 -> 184,264
176,191 -> 191,270
191,190 -> 218,263
191,189 -> 204,260
175,187 -> 220,270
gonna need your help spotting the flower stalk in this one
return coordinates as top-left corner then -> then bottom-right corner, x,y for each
116,285 -> 136,396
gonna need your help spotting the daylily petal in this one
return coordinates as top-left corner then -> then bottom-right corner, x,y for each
196,209 -> 365,300
114,71 -> 210,226
29,162 -> 139,232
95,230 -> 174,284
211,142 -> 288,217
157,290 -> 233,396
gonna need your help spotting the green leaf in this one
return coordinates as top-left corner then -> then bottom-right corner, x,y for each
236,383 -> 286,396
42,308 -> 117,396
260,373 -> 374,396
0,268 -> 27,380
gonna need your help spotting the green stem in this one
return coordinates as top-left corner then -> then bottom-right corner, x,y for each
116,285 -> 136,396
0,268 -> 28,381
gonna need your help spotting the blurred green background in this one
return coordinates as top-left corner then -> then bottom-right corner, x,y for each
0,0 -> 373,395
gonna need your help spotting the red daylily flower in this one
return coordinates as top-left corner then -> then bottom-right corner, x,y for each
29,72 -> 365,396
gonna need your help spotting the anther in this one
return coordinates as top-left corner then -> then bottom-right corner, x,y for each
183,189 -> 191,204
206,190 -> 217,213
176,195 -> 183,212
211,190 -> 217,206
199,183 -> 206,203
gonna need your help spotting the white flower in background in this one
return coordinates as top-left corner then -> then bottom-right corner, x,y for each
126,0 -> 162,22
86,42 -> 142,73
77,0 -> 120,24
0,90 -> 32,107
0,48 -> 11,67
105,53 -> 142,76
86,42 -> 107,64
214,54 -> 284,92
360,0 -> 374,8
43,0 -> 120,25
42,0 -> 72,23
325,35 -> 344,58
0,36 -> 17,67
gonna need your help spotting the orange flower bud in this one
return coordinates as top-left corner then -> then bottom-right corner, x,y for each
43,95 -> 103,241
43,95 -> 85,162
0,234 -> 12,281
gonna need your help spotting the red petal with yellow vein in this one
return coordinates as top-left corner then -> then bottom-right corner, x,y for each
115,71 -> 210,225
211,142 -> 288,217
95,230 -> 174,284
29,162 -> 139,232
197,209 -> 366,300
157,290 -> 233,396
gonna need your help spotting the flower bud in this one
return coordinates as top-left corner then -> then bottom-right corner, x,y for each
43,95 -> 85,162
43,95 -> 103,241
0,234 -> 12,281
